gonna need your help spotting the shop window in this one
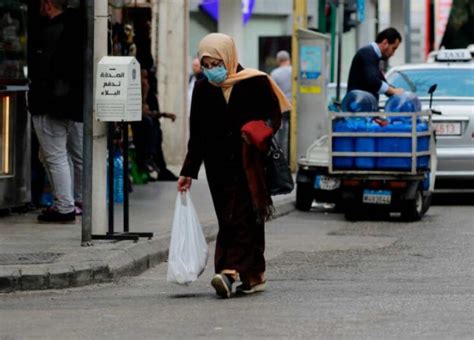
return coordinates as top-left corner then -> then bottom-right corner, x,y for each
0,1 -> 27,83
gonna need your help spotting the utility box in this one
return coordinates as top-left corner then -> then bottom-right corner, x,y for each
296,28 -> 330,159
95,56 -> 142,122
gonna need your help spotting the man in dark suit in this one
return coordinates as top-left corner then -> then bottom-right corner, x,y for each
347,27 -> 404,100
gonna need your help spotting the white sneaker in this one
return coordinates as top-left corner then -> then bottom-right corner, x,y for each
235,281 -> 266,295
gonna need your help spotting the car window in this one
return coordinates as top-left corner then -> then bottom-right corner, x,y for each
387,69 -> 474,97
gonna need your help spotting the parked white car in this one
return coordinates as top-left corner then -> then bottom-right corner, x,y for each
385,49 -> 474,193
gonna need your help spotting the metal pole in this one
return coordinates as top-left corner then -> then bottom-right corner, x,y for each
289,0 -> 307,172
404,0 -> 411,63
375,0 -> 379,37
122,122 -> 129,233
107,123 -> 114,235
81,0 -> 94,246
330,1 -> 337,82
336,0 -> 344,103
318,0 -> 327,33
425,0 -> 431,58
90,0 -> 109,236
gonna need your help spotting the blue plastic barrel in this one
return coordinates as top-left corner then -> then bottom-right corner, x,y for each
332,119 -> 354,169
355,122 -> 381,169
384,92 -> 421,122
422,173 -> 430,191
339,90 -> 379,169
376,121 -> 430,170
342,90 -> 378,113
417,122 -> 430,169
113,151 -> 124,203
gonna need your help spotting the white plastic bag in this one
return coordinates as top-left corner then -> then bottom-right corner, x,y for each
167,191 -> 209,285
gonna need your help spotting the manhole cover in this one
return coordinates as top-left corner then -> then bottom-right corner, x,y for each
0,253 -> 63,265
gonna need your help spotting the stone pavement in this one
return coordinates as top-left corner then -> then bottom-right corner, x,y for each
0,168 -> 295,292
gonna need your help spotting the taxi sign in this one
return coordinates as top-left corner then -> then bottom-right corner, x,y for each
435,49 -> 471,62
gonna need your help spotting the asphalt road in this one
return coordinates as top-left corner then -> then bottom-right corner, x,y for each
1,197 -> 473,339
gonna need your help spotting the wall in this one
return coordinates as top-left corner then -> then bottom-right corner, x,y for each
188,0 -> 319,70
189,11 -> 216,58
379,0 -> 427,65
242,15 -> 289,68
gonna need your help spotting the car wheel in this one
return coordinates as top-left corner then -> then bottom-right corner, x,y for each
296,182 -> 313,211
401,188 -> 425,222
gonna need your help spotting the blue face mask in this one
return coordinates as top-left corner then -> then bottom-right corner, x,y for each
203,65 -> 228,84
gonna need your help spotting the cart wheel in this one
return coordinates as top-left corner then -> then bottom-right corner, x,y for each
333,195 -> 344,213
343,201 -> 365,221
401,188 -> 425,222
334,202 -> 344,213
421,192 -> 432,215
296,182 -> 313,211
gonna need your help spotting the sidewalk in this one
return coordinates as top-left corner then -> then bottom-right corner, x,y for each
0,168 -> 295,292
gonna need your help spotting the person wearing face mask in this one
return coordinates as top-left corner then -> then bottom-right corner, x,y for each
347,27 -> 404,100
177,33 -> 291,299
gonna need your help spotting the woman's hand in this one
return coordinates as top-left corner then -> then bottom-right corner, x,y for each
241,133 -> 251,144
177,176 -> 192,192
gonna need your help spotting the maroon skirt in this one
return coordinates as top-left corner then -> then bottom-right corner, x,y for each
208,170 -> 265,277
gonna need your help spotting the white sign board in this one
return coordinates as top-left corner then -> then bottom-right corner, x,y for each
95,56 -> 142,122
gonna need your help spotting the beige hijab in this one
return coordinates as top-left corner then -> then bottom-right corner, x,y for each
198,33 -> 292,112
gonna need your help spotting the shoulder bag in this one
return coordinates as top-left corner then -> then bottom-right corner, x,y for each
265,136 -> 294,195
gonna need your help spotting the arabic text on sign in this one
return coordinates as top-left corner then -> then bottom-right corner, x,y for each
100,89 -> 121,96
99,72 -> 125,78
103,81 -> 121,88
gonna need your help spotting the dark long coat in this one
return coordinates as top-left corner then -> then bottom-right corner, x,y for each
28,9 -> 84,122
180,69 -> 281,276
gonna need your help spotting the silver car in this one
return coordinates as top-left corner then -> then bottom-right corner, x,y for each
385,56 -> 474,193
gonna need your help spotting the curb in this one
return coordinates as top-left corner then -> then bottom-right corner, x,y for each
0,197 -> 295,293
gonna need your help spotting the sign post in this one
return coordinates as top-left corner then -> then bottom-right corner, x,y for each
93,56 -> 153,242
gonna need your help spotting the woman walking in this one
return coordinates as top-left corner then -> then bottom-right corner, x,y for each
177,33 -> 291,298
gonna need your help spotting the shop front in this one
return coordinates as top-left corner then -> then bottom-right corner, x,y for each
0,0 -> 30,210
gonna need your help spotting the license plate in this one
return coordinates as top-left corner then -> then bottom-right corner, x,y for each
314,175 -> 340,190
362,190 -> 391,205
434,122 -> 462,136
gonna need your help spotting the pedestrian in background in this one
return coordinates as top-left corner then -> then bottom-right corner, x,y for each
132,21 -> 178,182
131,69 -> 177,181
187,57 -> 205,116
270,50 -> 292,159
347,27 -> 404,99
177,33 -> 291,298
186,57 -> 205,142
28,0 -> 83,223
123,23 -> 136,57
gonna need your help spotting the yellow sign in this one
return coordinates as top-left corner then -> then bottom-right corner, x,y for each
299,85 -> 321,94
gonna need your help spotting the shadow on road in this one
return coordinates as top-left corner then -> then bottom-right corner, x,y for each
432,193 -> 474,206
169,293 -> 209,299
